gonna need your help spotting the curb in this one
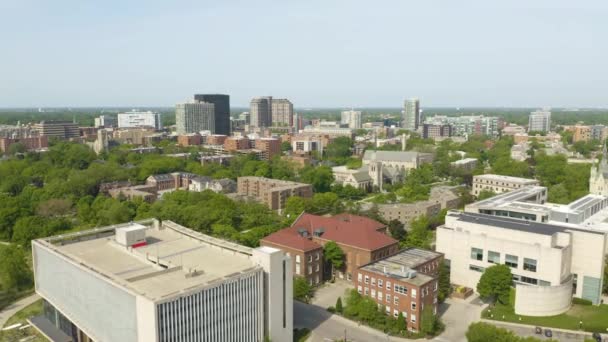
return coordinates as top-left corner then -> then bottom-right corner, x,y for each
481,318 -> 594,337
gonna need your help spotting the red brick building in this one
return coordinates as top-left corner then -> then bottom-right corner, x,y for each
254,137 -> 281,160
177,134 -> 202,146
224,136 -> 250,151
206,134 -> 227,145
261,213 -> 399,285
355,248 -> 443,332
0,136 -> 49,153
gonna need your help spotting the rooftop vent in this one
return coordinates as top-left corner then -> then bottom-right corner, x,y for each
313,228 -> 325,237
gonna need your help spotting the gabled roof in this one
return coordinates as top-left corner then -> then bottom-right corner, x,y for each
363,150 -> 419,163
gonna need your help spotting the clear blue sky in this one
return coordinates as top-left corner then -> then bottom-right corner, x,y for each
1,0 -> 606,108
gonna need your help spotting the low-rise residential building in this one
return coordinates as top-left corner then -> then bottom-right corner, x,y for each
224,136 -> 251,151
200,153 -> 234,165
472,174 -> 540,196
0,135 -> 48,152
355,248 -> 443,332
502,124 -> 526,136
146,172 -> 198,191
237,177 -> 313,211
261,213 -> 399,283
437,211 -> 607,316
291,135 -> 324,155
177,133 -> 202,146
206,134 -> 228,146
189,177 -> 236,194
377,200 -> 442,227
254,137 -> 281,160
31,219 -> 292,342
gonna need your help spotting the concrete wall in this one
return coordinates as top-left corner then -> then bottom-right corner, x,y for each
514,278 -> 572,316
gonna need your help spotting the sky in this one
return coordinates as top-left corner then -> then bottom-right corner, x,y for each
1,0 -> 607,108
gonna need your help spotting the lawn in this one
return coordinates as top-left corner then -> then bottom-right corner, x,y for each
482,289 -> 608,333
3,299 -> 43,328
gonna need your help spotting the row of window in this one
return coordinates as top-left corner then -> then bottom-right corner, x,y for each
293,252 -> 321,263
468,265 -> 550,286
358,286 -> 419,312
295,263 -> 320,275
471,248 -> 537,272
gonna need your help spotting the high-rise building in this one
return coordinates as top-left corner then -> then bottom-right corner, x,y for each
341,110 -> 362,129
33,121 -> 80,139
422,124 -> 452,139
250,97 -> 272,128
31,219 -> 293,342
271,99 -> 293,127
175,101 -> 215,134
402,98 -> 420,131
94,115 -> 115,128
117,110 -> 163,130
528,108 -> 551,133
194,94 -> 231,135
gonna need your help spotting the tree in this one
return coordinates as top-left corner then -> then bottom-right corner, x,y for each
395,312 -> 406,332
7,142 -> 26,155
293,276 -> 313,302
477,264 -> 512,304
0,245 -> 33,290
438,262 -> 451,303
420,305 -> 439,335
548,184 -> 570,204
300,165 -> 334,193
388,219 -> 406,241
603,256 -> 608,295
402,215 -> 431,249
324,241 -> 345,277
477,190 -> 497,200
335,297 -> 343,313
466,322 -> 534,342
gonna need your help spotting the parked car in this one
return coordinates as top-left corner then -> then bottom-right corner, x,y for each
534,326 -> 542,335
544,329 -> 553,338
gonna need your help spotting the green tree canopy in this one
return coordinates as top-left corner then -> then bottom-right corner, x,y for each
324,241 -> 345,271
0,245 -> 33,290
477,264 -> 512,304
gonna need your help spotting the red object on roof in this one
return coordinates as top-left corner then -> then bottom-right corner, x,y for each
261,213 -> 397,252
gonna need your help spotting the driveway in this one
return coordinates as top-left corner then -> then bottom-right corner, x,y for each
432,295 -> 487,342
0,293 -> 40,328
311,280 -> 353,309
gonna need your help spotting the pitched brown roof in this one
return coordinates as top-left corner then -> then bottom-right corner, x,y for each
262,213 -> 397,252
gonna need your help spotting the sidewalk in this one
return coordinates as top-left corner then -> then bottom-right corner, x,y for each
482,319 -> 593,341
0,293 -> 40,328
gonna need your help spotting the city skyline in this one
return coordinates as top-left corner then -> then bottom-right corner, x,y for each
1,1 -> 607,108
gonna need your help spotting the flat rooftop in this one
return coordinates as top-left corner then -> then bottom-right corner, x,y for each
449,212 -> 605,236
473,174 -> 539,184
38,220 -> 259,302
360,248 -> 441,286
470,186 -> 546,208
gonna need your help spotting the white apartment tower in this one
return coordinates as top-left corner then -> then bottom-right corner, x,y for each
341,110 -> 362,129
250,96 -> 273,128
271,99 -> 294,127
175,101 -> 216,134
117,110 -> 163,130
528,108 -> 551,132
402,98 -> 420,131
31,219 -> 292,342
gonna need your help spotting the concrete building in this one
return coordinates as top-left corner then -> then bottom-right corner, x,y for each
237,177 -> 313,211
362,150 -> 433,171
193,94 -> 231,135
250,97 -> 272,128
422,124 -> 452,139
94,115 -> 115,128
502,124 -> 526,136
437,211 -> 607,316
472,174 -> 540,196
262,213 -> 399,283
424,115 -> 503,138
528,108 -> 551,133
573,125 -> 592,142
271,99 -> 294,127
355,248 -> 443,332
301,126 -> 354,138
117,110 -> 162,130
402,98 -> 420,131
341,110 -> 362,129
31,219 -> 292,342
450,158 -> 478,171
189,177 -> 236,194
113,128 -> 157,146
291,135 -> 324,155
200,154 -> 233,166
33,121 -> 80,139
590,143 -> 608,196
175,101 -> 215,134
146,172 -> 198,192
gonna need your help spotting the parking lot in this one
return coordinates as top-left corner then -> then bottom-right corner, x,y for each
311,280 -> 353,309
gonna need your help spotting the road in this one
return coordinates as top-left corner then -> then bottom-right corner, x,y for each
295,301 -> 416,342
490,321 -> 591,342
0,293 -> 40,328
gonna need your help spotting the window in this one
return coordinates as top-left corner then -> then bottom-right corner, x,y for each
393,309 -> 399,318
378,279 -> 383,287
358,273 -> 362,282
471,247 -> 483,261
394,284 -> 408,295
365,275 -> 369,284
371,289 -> 376,298
357,286 -> 362,293
386,281 -> 391,290
364,287 -> 369,295
386,294 -> 391,303
411,289 -> 417,299
315,264 -> 320,272
402,311 -> 408,319
394,296 -> 399,305
308,265 -> 312,274
505,254 -> 518,268
378,291 -> 383,301
316,253 -> 320,260
521,276 -> 538,285
523,258 -> 537,272
469,265 -> 484,272
411,302 -> 416,310
434,281 -> 438,292
371,277 -> 376,286
316,275 -> 320,284
411,314 -> 417,323
295,264 -> 301,275
296,255 -> 301,263
488,251 -> 500,264
386,306 -> 390,314
308,255 -> 312,262
539,280 -> 550,286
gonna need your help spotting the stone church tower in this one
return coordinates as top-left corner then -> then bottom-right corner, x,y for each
590,143 -> 608,196
368,151 -> 383,191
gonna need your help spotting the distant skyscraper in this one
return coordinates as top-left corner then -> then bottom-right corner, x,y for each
117,110 -> 162,130
341,110 -> 362,129
193,94 -> 230,135
271,99 -> 293,127
402,98 -> 420,131
528,108 -> 551,132
175,101 -> 215,134
250,96 -> 272,128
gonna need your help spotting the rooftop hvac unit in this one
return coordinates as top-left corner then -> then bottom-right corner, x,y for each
116,223 -> 147,248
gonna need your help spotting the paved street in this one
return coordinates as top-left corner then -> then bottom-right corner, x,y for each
0,293 -> 40,328
311,281 -> 352,309
431,295 -> 487,342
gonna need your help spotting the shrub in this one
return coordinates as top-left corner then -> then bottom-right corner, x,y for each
327,306 -> 336,313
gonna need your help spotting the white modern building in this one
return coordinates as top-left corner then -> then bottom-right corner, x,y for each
31,219 -> 292,342
437,211 -> 606,316
402,98 -> 420,131
341,110 -> 362,129
94,115 -> 115,128
472,174 -> 540,196
117,110 -> 163,130
528,108 -> 551,133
